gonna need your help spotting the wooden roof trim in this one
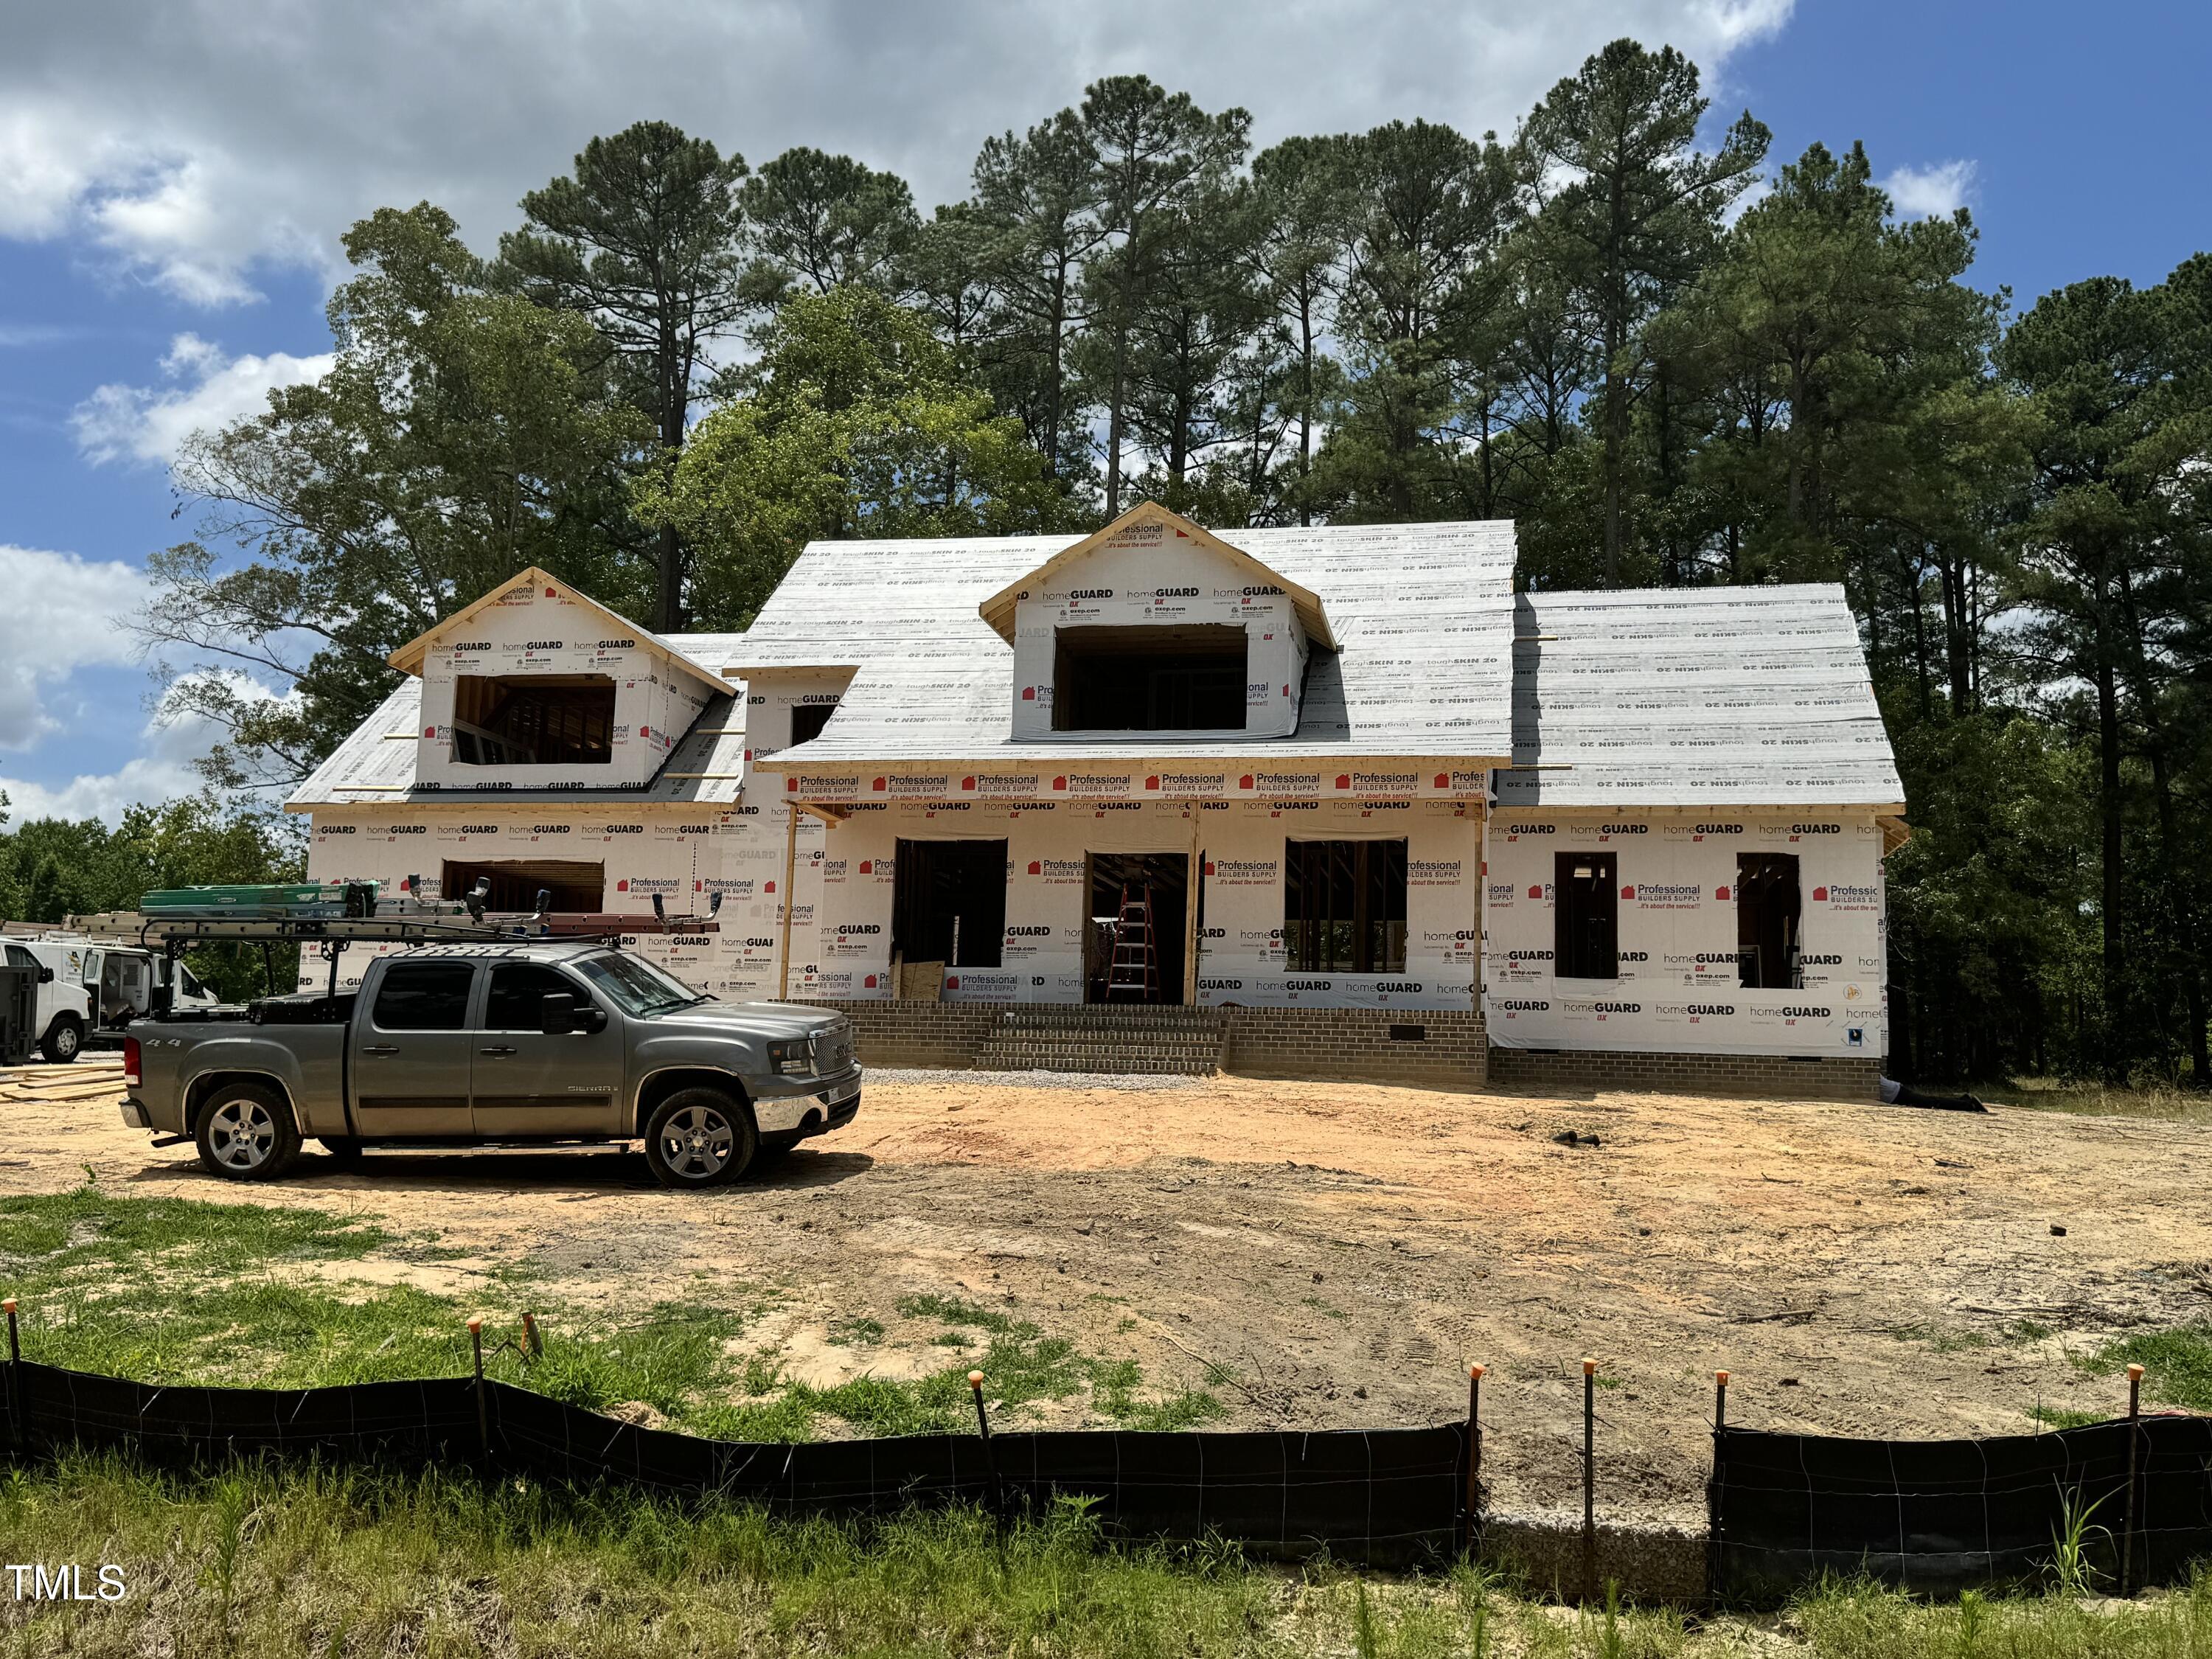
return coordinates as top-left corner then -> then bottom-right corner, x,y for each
386,567 -> 726,686
975,501 -> 1337,650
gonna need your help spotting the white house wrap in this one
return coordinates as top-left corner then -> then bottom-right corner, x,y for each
289,503 -> 1905,1072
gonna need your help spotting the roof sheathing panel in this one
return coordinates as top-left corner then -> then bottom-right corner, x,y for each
285,681 -> 750,810
1495,585 -> 1906,812
742,521 -> 1519,762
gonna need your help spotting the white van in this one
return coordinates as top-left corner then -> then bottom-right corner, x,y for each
0,940 -> 94,1062
0,937 -> 217,1060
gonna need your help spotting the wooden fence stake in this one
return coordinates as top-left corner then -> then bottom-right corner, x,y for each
1582,1357 -> 1598,1601
2122,1363 -> 2143,1596
969,1370 -> 1005,1535
1464,1363 -> 1485,1559
3,1298 -> 17,1452
1706,1370 -> 1730,1604
469,1318 -> 489,1461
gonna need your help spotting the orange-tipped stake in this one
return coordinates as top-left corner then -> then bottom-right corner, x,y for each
467,1318 -> 482,1336
1716,1368 -> 1731,1386
2128,1364 -> 2145,1382
968,1369 -> 985,1391
1470,1363 -> 1486,1381
1583,1357 -> 1596,1376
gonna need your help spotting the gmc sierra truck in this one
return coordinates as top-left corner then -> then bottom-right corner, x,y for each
119,940 -> 859,1188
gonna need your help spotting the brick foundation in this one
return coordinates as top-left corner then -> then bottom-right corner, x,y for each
1221,1006 -> 1488,1088
807,998 -> 1877,1100
807,1001 -> 1006,1069
805,999 -> 1489,1086
1485,1045 -> 1881,1101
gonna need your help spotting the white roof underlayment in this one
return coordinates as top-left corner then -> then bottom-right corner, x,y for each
288,681 -> 751,808
1492,585 -> 1906,812
288,523 -> 1905,815
743,521 -> 1521,763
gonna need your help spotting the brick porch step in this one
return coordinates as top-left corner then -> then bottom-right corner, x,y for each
973,1005 -> 1228,1075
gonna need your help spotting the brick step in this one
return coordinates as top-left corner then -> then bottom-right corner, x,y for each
971,1050 -> 1219,1076
993,1017 -> 1227,1034
990,1024 -> 1223,1043
995,1006 -> 1225,1020
987,1044 -> 1230,1057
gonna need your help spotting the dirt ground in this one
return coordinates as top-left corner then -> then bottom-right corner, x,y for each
5,1054 -> 2210,1526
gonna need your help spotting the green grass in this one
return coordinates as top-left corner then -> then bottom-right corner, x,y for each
0,1188 -> 1220,1444
4,1456 -> 2212,1658
2029,1404 -> 2110,1430
2076,1324 -> 2212,1412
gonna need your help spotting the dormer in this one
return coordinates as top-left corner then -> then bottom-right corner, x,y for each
978,502 -> 1334,742
389,568 -> 727,792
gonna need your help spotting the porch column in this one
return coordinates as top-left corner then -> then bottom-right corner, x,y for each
776,799 -> 799,999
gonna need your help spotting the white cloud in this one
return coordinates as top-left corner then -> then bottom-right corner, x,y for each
0,673 -> 293,827
0,1 -> 1795,307
0,545 -> 149,752
72,332 -> 333,466
1884,159 -> 1977,219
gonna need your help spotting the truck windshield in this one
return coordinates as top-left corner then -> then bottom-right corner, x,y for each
571,952 -> 707,1017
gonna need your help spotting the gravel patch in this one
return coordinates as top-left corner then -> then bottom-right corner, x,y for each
866,1067 -> 1196,1091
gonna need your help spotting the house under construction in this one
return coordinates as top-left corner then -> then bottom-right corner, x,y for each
291,501 -> 1906,1093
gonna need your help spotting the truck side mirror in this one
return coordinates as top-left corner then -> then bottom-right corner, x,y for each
37,967 -> 52,984
540,992 -> 576,1034
577,1004 -> 608,1034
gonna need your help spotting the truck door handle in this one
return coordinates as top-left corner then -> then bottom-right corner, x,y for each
361,1043 -> 400,1056
479,1045 -> 517,1057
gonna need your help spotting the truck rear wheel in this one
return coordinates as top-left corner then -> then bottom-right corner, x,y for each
195,1082 -> 302,1181
643,1088 -> 756,1189
39,1015 -> 82,1064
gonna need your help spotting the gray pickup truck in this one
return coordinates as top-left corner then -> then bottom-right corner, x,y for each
119,940 -> 859,1188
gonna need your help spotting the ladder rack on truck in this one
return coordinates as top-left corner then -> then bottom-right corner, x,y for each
66,910 -> 722,1002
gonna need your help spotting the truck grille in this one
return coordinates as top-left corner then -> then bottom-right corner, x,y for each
816,1020 -> 855,1074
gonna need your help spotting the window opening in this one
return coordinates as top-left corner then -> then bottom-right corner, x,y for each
451,674 -> 616,766
892,839 -> 1008,970
1554,852 -> 1618,980
789,702 -> 838,745
1284,840 -> 1407,974
1052,625 -> 1248,731
1736,853 -> 1803,989
440,860 -> 605,914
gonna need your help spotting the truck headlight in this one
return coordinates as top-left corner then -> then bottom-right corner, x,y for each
768,1037 -> 815,1077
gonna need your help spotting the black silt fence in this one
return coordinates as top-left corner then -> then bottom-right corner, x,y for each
3,1360 -> 1469,1567
1711,1416 -> 2212,1601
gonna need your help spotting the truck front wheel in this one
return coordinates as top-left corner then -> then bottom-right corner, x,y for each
195,1082 -> 302,1181
643,1088 -> 756,1189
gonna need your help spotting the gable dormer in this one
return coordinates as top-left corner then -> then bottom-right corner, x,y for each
389,568 -> 726,792
978,502 -> 1333,742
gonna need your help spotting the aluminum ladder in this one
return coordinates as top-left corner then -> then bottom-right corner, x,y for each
1104,883 -> 1161,1002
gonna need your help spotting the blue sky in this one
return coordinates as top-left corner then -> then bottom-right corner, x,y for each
1,0 -> 2205,824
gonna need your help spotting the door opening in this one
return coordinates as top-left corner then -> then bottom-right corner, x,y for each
1736,853 -> 1802,989
1553,851 -> 1618,981
1086,852 -> 1189,1005
891,839 -> 1008,970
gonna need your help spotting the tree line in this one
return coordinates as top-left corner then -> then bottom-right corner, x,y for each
11,37 -> 2209,1083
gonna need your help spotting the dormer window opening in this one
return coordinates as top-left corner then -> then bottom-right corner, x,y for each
452,673 -> 615,766
1052,625 -> 1248,732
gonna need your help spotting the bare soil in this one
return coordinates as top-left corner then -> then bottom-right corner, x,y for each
6,1055 -> 2209,1525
